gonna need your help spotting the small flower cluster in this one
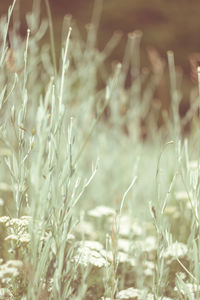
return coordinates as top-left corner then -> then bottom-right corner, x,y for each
0,216 -> 31,257
73,240 -> 108,268
0,259 -> 24,299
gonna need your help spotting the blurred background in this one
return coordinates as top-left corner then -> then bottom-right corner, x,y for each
1,0 -> 200,69
1,0 -> 200,112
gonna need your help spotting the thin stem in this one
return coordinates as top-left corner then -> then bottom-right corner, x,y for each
0,0 -> 16,67
59,27 -> 72,114
44,0 -> 57,78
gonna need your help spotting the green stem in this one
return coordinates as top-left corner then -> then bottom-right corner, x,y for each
44,0 -> 57,78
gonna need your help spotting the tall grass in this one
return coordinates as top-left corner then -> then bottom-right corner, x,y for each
0,0 -> 200,299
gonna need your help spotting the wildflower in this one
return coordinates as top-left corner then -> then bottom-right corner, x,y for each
73,247 -> 108,268
116,289 -> 170,299
143,261 -> 155,277
175,191 -> 191,202
75,220 -> 96,239
164,205 -> 180,218
88,205 -> 115,218
8,217 -> 29,228
164,205 -> 177,215
163,242 -> 188,260
132,236 -> 157,260
175,283 -> 200,298
5,234 -> 18,241
5,260 -> 23,269
19,233 -> 31,244
78,240 -> 103,251
47,278 -> 54,293
118,215 -> 131,237
0,288 -> 12,299
116,287 -> 145,299
101,249 -> 124,262
8,248 -> 15,255
0,266 -> 19,278
101,249 -> 136,269
118,238 -> 132,253
73,240 -> 108,268
0,216 -> 10,224
176,271 -> 187,280
20,215 -> 32,221
66,233 -> 75,241
131,220 -> 143,236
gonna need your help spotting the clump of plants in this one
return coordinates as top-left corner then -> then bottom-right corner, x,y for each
1,0 -> 200,299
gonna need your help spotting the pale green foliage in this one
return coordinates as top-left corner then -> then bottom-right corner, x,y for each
0,1 -> 200,299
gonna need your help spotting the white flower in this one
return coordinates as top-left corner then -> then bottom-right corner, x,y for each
118,215 -> 131,237
131,221 -> 143,236
118,238 -> 132,253
20,216 -> 32,222
143,261 -> 155,277
73,247 -> 108,268
175,283 -> 200,297
88,206 -> 115,218
0,288 -> 12,299
6,260 -> 23,268
19,233 -> 31,244
0,216 -> 10,224
8,218 -> 29,228
132,236 -> 157,255
73,240 -> 109,268
5,234 -> 19,241
116,287 -> 143,299
163,242 -> 188,260
0,267 -> 19,278
78,240 -> 103,251
101,249 -> 136,267
75,221 -> 96,239
67,233 -> 75,241
175,191 -> 191,202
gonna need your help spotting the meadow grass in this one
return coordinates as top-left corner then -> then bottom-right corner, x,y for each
0,1 -> 200,299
